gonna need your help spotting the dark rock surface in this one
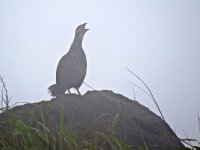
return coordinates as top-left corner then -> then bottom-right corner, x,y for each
0,90 -> 184,150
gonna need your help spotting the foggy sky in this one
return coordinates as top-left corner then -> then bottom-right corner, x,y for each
0,0 -> 200,143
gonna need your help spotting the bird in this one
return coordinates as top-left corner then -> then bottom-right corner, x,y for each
48,23 -> 89,97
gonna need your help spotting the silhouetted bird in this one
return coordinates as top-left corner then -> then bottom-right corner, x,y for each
48,23 -> 89,97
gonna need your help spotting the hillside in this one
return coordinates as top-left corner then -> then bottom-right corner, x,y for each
0,90 -> 184,150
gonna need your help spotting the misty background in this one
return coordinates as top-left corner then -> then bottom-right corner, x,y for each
0,0 -> 200,142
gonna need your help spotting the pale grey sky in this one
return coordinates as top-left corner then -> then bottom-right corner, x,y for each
0,0 -> 200,143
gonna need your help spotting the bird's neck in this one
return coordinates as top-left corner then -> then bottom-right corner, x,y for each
71,35 -> 84,49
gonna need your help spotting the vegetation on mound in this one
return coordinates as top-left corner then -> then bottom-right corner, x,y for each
0,102 -> 146,150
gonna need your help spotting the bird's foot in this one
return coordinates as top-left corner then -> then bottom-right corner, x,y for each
67,89 -> 71,94
76,88 -> 81,95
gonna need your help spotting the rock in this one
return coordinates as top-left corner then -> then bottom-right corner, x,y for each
0,90 -> 184,150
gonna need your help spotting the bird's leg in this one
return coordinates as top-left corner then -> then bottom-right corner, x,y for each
76,88 -> 81,95
67,89 -> 71,94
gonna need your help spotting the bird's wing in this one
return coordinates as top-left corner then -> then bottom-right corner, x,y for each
56,54 -> 69,83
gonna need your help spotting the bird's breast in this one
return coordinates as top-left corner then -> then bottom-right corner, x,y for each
56,48 -> 87,88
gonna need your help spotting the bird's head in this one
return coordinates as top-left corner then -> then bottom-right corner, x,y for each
75,23 -> 89,37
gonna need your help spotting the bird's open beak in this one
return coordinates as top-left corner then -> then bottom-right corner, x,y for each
83,23 -> 89,31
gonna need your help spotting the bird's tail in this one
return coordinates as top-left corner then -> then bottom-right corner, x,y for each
48,84 -> 60,97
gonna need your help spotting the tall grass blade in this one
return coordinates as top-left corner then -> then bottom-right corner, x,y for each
59,96 -> 65,150
198,112 -> 200,142
125,67 -> 165,121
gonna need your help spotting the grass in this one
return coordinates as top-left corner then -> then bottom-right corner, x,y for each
0,101 -> 143,150
59,95 -> 65,150
125,67 -> 165,121
1,112 -> 197,150
0,101 -> 197,150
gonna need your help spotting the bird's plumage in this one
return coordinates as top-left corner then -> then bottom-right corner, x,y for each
48,23 -> 88,97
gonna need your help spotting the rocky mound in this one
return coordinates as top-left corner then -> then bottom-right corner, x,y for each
0,90 -> 184,150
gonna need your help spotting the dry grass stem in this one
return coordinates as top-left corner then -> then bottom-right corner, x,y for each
125,67 -> 165,121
